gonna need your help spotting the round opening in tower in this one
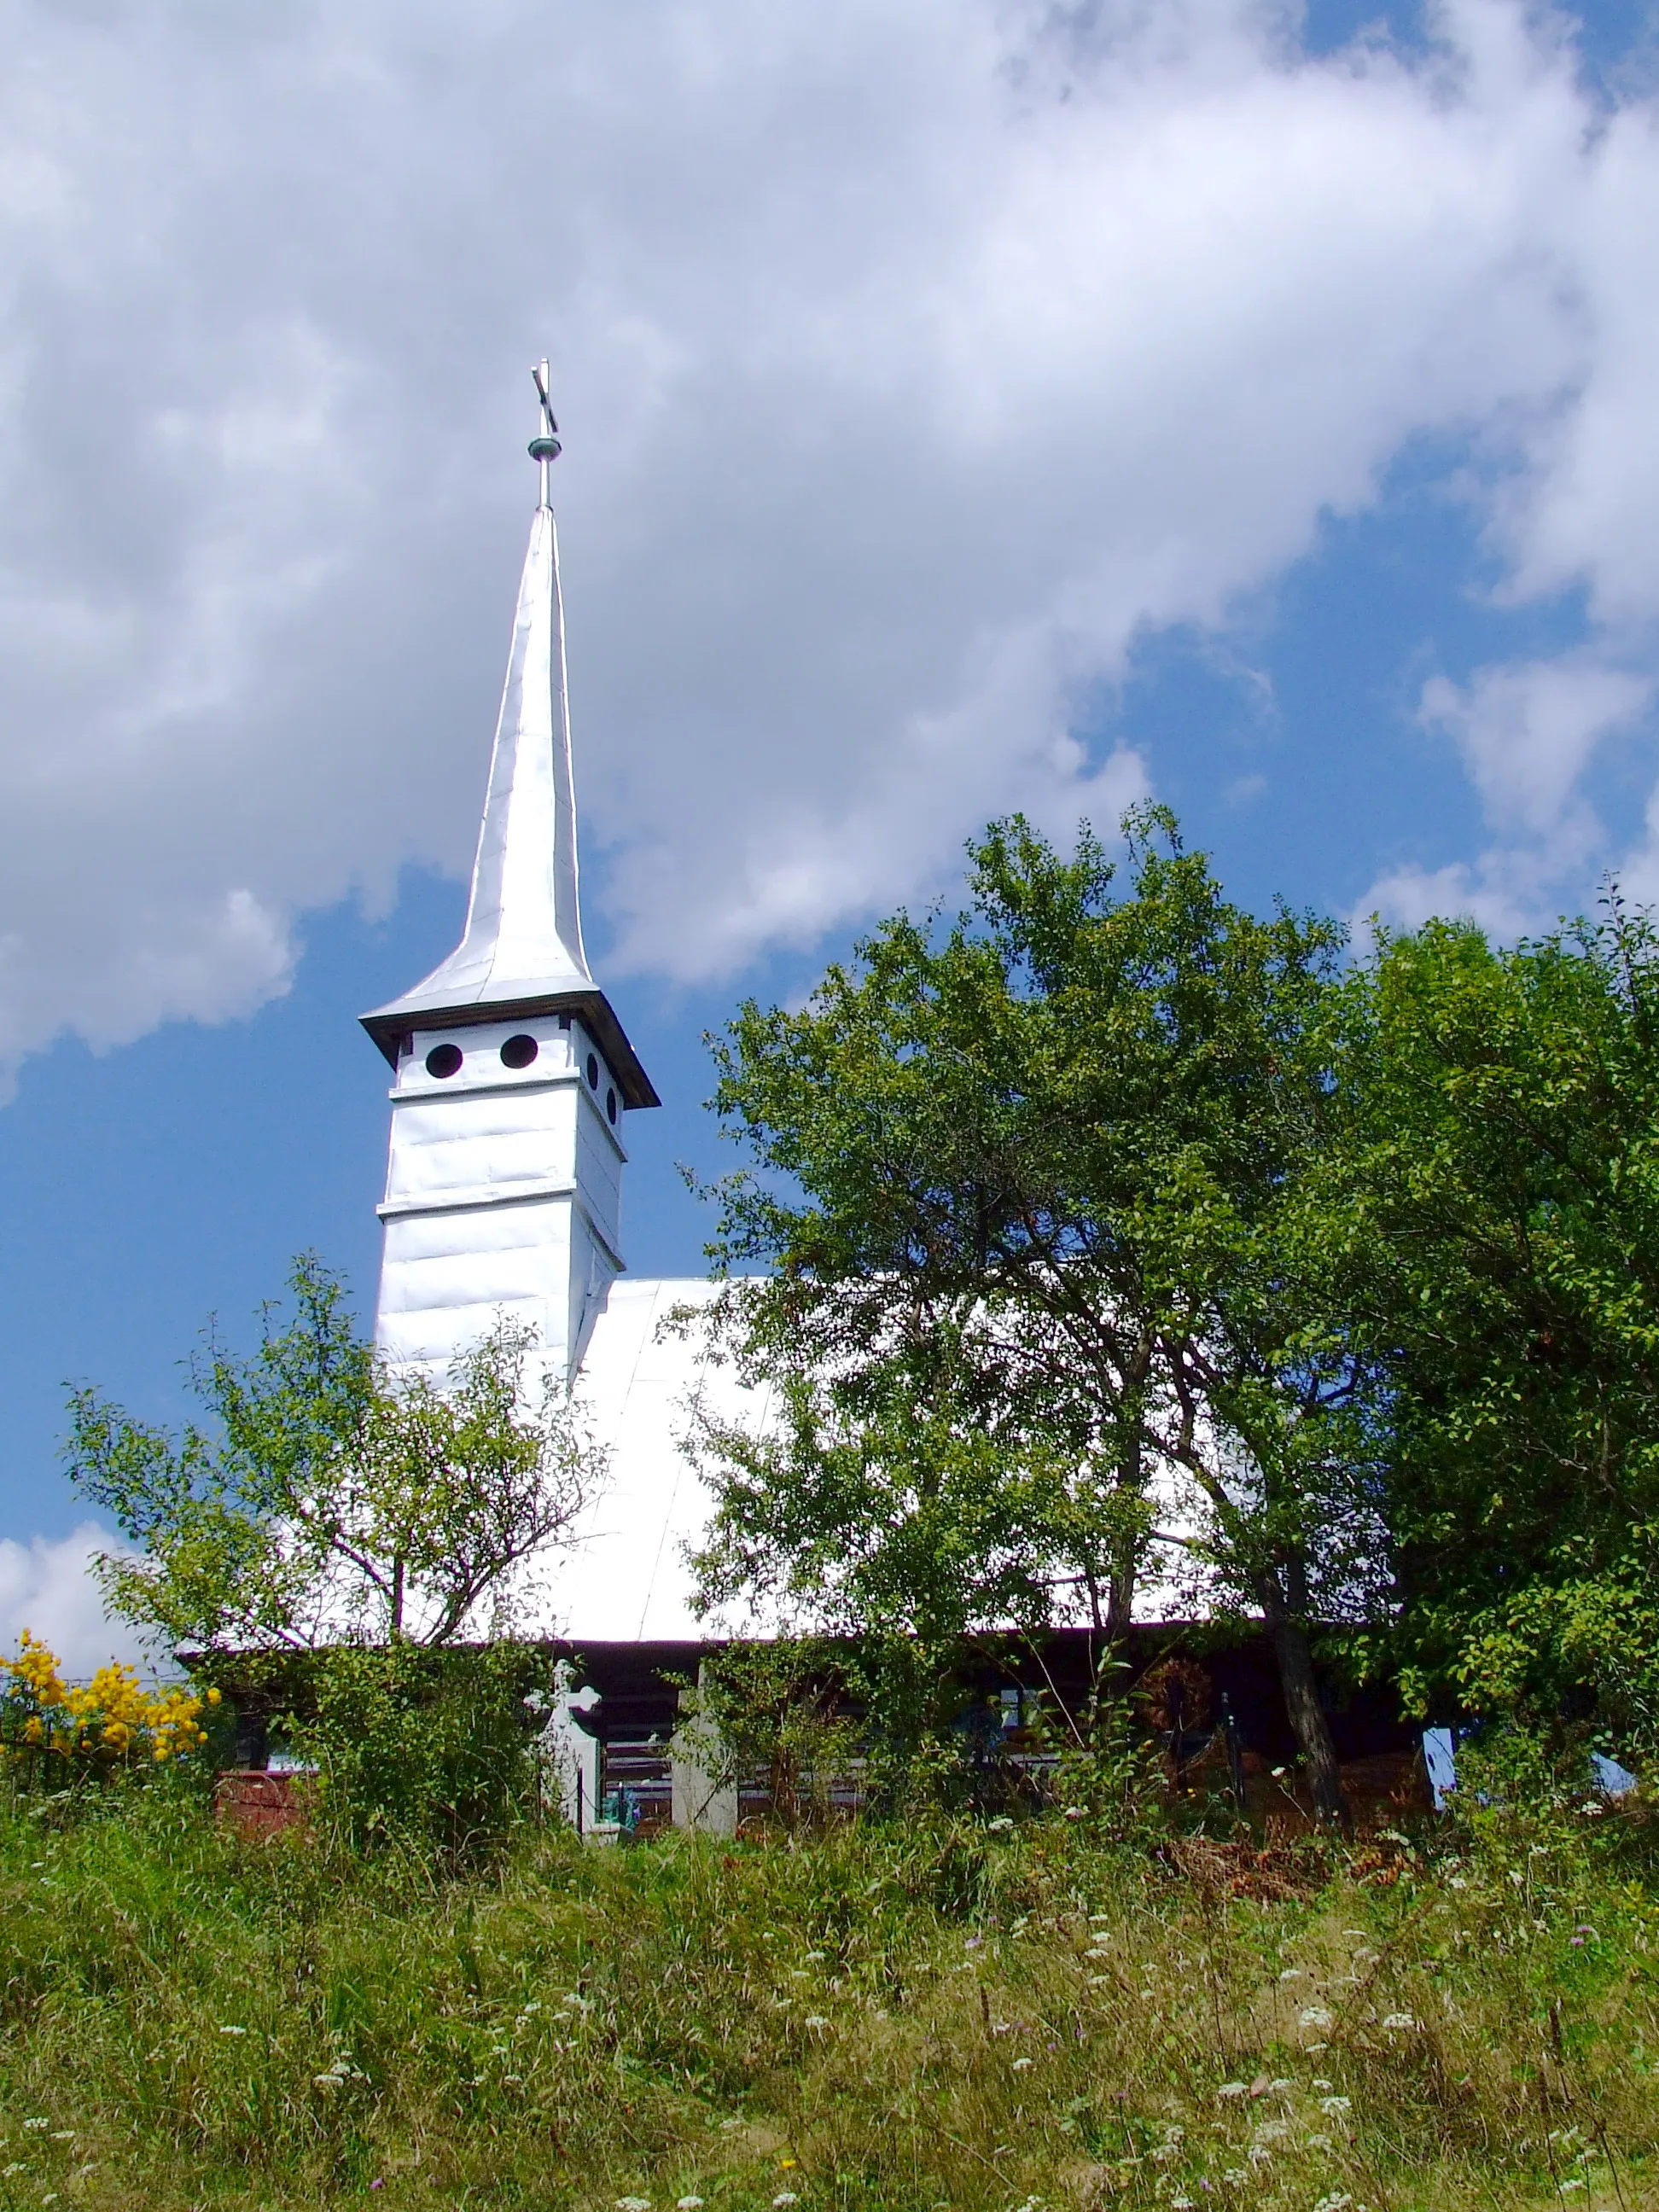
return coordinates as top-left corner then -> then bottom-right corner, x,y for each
585,1053 -> 599,1089
500,1033 -> 539,1070
425,1043 -> 463,1080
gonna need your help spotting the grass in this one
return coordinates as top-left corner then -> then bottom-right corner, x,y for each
0,1777 -> 1656,2211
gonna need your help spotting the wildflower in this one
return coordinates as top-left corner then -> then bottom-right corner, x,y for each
1217,2082 -> 1249,2099
803,2014 -> 830,2029
987,1815 -> 1015,1834
1171,2198 -> 1195,2209
1011,2056 -> 1034,2070
1379,2013 -> 1417,2031
218,2025 -> 247,2036
1278,1968 -> 1304,1981
1063,1805 -> 1088,1820
1306,2133 -> 1335,2151
22,2121 -> 49,2133
615,2199 -> 653,2210
1222,2171 -> 1249,2186
678,2200 -> 706,2209
1268,2079 -> 1293,2093
1298,2008 -> 1334,2031
773,2196 -> 799,2208
1312,2195 -> 1353,2212
49,2132 -> 73,2142
1319,2097 -> 1351,2116
1312,2079 -> 1333,2091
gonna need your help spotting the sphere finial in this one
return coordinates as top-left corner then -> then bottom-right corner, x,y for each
529,361 -> 561,505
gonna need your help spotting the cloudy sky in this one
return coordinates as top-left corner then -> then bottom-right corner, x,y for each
2,0 -> 1656,1662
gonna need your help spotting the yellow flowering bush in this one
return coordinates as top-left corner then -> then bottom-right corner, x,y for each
0,1630 -> 218,1779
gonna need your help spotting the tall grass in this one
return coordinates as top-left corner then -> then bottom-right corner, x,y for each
0,1776 -> 1655,2210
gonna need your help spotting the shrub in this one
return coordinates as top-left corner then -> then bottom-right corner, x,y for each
0,1632 -> 215,1788
291,1640 -> 542,1859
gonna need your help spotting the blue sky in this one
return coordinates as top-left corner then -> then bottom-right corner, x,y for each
2,0 -> 1658,1648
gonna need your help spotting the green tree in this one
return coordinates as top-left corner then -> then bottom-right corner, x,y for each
1325,902 -> 1659,1753
64,1254 -> 606,1655
695,809 -> 1373,1821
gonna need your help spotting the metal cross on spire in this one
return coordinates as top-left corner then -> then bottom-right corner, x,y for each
528,359 -> 562,507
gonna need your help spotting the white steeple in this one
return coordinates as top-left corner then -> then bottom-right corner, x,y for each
364,369 -> 657,1388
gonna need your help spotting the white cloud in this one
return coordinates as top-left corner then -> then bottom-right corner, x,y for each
0,1524 -> 148,1679
0,0 -> 1655,1061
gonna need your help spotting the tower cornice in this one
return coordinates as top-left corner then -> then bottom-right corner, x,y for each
359,985 -> 659,1109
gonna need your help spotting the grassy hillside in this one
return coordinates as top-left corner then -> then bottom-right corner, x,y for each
0,1780 -> 1654,2212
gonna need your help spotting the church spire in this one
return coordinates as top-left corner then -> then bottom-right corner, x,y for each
362,370 -> 656,1108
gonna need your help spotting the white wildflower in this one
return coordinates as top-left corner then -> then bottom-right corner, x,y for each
803,2015 -> 830,2029
1299,2008 -> 1335,2031
217,2026 -> 247,2036
1222,2171 -> 1249,2186
1011,2055 -> 1034,2071
1312,2079 -> 1334,2091
1380,2013 -> 1417,2031
773,2195 -> 800,2208
615,2199 -> 653,2210
22,2122 -> 49,2133
1313,2194 -> 1353,2212
678,2199 -> 706,2209
1217,2082 -> 1249,2099
1306,2133 -> 1335,2151
1278,1968 -> 1305,1982
987,1815 -> 1015,1834
1269,2078 -> 1294,2093
1320,2097 -> 1352,2116
1063,1806 -> 1088,1820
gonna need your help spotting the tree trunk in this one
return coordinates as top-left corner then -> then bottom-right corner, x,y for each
1104,1422 -> 1144,1641
1258,1568 -> 1348,1830
1105,1563 -> 1135,1642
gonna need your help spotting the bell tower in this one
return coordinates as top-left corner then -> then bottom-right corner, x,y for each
361,367 -> 658,1386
